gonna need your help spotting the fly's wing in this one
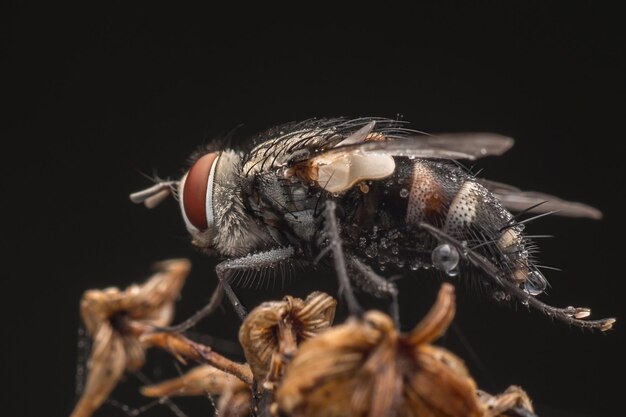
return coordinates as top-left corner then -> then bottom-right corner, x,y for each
242,117 -> 514,178
304,131 -> 514,162
478,179 -> 603,219
293,129 -> 513,193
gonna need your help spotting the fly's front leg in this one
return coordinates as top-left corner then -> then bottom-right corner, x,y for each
316,200 -> 364,317
216,247 -> 296,321
348,256 -> 400,326
166,247 -> 296,332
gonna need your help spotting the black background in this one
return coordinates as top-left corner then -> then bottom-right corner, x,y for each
4,3 -> 625,417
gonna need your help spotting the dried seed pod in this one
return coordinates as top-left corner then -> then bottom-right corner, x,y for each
141,365 -> 251,417
70,259 -> 190,417
239,291 -> 336,391
275,284 -> 534,417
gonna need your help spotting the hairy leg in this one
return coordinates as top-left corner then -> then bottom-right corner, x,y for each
165,247 -> 296,332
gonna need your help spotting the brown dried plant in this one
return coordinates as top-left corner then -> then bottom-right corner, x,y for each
274,283 -> 534,417
72,259 -> 534,417
138,292 -> 336,416
70,259 -> 190,417
239,292 -> 337,391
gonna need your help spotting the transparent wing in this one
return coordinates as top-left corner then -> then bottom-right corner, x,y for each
479,179 -> 603,219
298,132 -> 514,163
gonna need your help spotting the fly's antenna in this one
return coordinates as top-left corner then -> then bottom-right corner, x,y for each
129,180 -> 179,209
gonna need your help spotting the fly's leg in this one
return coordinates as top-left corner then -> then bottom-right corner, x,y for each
165,282 -> 225,333
166,247 -> 296,332
316,200 -> 364,317
348,256 -> 400,326
216,247 -> 296,321
419,222 -> 616,331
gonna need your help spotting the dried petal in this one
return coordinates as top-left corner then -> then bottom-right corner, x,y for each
239,291 -> 336,388
477,385 -> 534,417
70,326 -> 126,417
141,365 -> 244,397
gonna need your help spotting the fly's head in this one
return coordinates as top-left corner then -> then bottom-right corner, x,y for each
130,148 -> 267,258
178,149 -> 267,257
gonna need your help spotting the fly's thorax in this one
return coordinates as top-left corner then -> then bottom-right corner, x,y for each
250,170 -> 320,244
179,150 -> 269,257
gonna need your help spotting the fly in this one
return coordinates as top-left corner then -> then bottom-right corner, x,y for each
130,117 -> 615,331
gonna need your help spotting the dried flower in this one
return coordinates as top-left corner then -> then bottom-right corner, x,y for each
275,283 -> 534,417
239,291 -> 336,391
70,259 -> 190,417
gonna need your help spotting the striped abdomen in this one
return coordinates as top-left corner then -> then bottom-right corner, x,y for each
348,158 -> 544,293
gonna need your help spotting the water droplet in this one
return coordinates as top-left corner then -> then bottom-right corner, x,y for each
391,245 -> 399,255
399,188 -> 409,198
359,237 -> 367,248
431,244 -> 460,274
410,260 -> 421,271
396,259 -> 405,268
493,290 -> 506,302
523,270 -> 547,295
365,243 -> 378,258
446,266 -> 459,277
380,238 -> 388,249
379,265 -> 386,271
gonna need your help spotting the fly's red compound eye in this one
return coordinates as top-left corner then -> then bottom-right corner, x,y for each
180,152 -> 219,231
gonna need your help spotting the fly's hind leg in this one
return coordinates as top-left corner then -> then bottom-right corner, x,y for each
419,221 -> 616,331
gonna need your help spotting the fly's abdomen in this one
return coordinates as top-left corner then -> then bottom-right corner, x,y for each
349,158 -> 545,293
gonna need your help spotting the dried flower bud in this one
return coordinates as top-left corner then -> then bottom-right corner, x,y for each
275,284 -> 534,417
239,291 -> 336,391
70,259 -> 190,417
